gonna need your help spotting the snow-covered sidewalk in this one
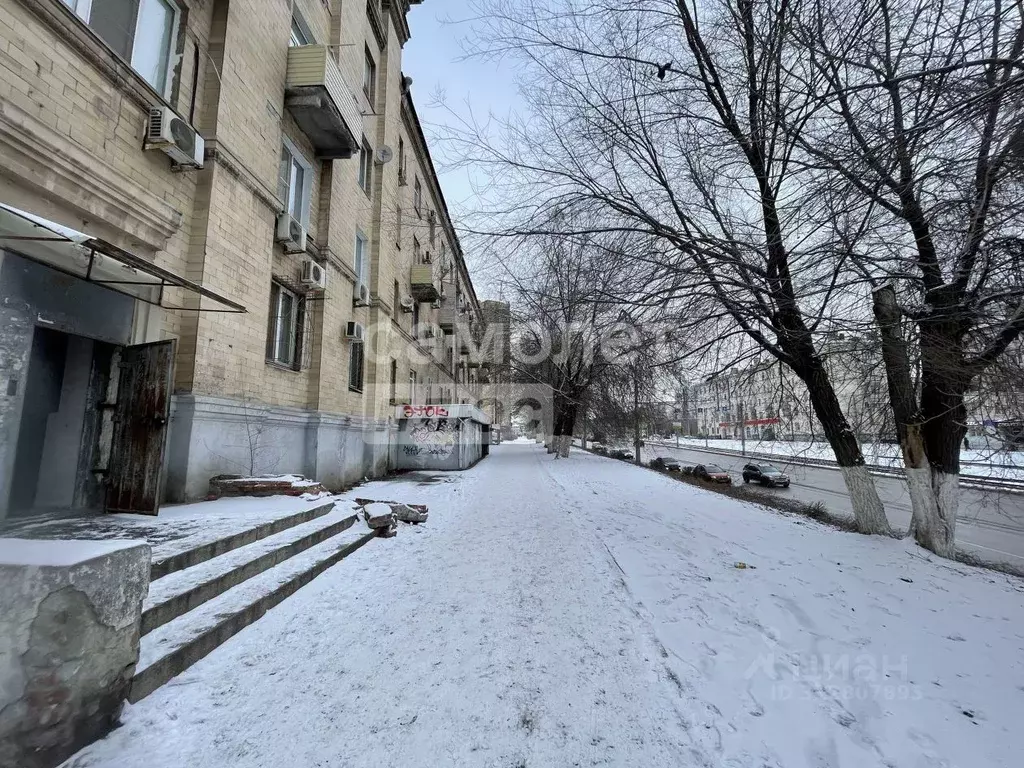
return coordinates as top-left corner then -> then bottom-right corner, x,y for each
65,441 -> 1024,768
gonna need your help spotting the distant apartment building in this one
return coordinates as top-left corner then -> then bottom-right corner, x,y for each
0,0 -> 490,521
685,337 -> 891,442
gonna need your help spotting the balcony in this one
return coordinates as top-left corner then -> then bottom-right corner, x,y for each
439,298 -> 458,333
285,46 -> 361,159
410,264 -> 440,302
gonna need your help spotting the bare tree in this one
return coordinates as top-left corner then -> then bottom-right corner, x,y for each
453,0 -> 893,533
796,0 -> 1024,556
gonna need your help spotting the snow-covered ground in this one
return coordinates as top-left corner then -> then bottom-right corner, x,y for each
651,437 -> 1024,481
64,441 -> 1024,768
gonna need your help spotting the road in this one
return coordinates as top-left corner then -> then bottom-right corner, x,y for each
638,440 -> 1024,565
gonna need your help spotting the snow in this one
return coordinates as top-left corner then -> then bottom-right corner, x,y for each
62,444 -> 1024,768
0,538 -> 147,567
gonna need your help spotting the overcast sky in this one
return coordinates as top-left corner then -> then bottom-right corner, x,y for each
402,0 -> 520,216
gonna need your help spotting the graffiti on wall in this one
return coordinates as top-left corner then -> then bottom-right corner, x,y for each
403,418 -> 460,457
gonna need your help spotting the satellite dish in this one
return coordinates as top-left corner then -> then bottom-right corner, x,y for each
401,75 -> 413,92
376,145 -> 394,165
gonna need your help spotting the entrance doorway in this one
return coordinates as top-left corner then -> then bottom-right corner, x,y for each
8,328 -> 115,517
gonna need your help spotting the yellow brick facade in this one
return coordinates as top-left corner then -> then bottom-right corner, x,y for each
0,0 -> 485,504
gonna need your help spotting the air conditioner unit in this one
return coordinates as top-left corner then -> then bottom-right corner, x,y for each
346,321 -> 366,341
420,325 -> 436,340
275,212 -> 307,254
431,299 -> 442,309
400,295 -> 415,313
353,282 -> 370,306
300,259 -> 327,291
146,106 -> 204,168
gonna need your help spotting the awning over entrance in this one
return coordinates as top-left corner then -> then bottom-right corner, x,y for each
0,204 -> 246,313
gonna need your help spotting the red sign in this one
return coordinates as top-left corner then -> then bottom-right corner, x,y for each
402,405 -> 449,418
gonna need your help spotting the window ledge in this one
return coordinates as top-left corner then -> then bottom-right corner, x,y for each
349,386 -> 364,394
23,0 -> 175,114
266,359 -> 301,374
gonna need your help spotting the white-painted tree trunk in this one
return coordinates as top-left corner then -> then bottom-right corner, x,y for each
905,466 -> 958,558
839,465 -> 892,535
556,435 -> 572,458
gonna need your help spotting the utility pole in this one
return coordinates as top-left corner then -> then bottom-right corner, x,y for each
633,367 -> 642,465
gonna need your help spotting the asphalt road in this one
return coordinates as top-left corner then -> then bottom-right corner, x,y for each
636,441 -> 1024,566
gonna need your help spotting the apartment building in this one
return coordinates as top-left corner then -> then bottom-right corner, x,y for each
0,0 -> 486,521
686,339 -> 892,442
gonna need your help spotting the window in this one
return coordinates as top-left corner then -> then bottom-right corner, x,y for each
409,370 -> 418,402
414,177 -> 423,217
390,359 -> 398,404
363,46 -> 377,105
277,141 -> 312,225
267,282 -> 304,369
412,236 -> 421,264
412,300 -> 420,330
358,139 -> 373,194
393,279 -> 400,318
428,211 -> 436,245
290,15 -> 311,46
395,205 -> 403,248
354,231 -> 369,285
348,338 -> 365,392
63,0 -> 180,96
397,138 -> 407,183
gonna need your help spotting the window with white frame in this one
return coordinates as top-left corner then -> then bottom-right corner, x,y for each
277,141 -> 312,225
62,0 -> 180,96
354,231 -> 369,286
409,370 -> 417,402
266,281 -> 304,369
358,139 -> 373,194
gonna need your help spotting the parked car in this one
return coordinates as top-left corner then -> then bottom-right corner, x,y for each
694,464 -> 732,484
742,463 -> 790,488
610,449 -> 635,461
650,457 -> 681,472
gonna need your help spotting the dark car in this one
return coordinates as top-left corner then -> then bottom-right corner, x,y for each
694,464 -> 732,484
610,449 -> 635,461
650,457 -> 681,472
742,463 -> 790,488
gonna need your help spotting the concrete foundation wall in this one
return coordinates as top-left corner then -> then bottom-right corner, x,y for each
0,539 -> 149,768
164,395 -> 396,502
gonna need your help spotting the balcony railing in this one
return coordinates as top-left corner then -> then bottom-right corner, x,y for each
285,46 -> 361,159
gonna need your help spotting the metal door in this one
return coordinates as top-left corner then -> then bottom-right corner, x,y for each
105,340 -> 175,515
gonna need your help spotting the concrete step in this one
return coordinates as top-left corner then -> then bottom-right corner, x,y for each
149,502 -> 335,581
130,523 -> 376,703
141,508 -> 360,636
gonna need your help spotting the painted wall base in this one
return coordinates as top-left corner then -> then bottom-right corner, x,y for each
164,395 -> 396,503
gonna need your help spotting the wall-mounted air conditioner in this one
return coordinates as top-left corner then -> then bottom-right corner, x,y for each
276,212 -> 308,254
146,106 -> 205,168
346,321 -> 365,341
400,295 -> 415,313
353,282 -> 370,306
300,259 -> 327,291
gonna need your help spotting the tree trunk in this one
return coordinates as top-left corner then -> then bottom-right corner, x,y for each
633,369 -> 642,465
873,285 -> 961,558
801,359 -> 893,535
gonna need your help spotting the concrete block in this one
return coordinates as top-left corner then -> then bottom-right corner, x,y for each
0,538 -> 150,768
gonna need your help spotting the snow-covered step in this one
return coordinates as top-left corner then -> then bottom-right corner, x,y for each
141,508 -> 360,636
130,524 -> 377,703
149,502 -> 334,581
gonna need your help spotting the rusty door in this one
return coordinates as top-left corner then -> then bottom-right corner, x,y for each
105,340 -> 176,515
